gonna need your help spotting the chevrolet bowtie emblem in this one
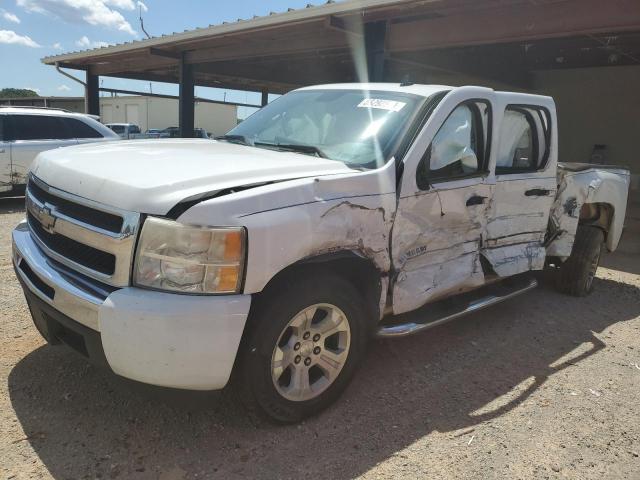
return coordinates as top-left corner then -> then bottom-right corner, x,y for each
39,205 -> 56,233
28,197 -> 57,233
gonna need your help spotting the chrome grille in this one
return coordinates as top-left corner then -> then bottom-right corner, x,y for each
28,178 -> 124,233
25,175 -> 140,287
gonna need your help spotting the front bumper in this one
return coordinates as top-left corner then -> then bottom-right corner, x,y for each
12,221 -> 252,390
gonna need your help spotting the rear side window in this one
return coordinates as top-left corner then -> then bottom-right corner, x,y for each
130,125 -> 141,134
62,118 -> 103,138
0,116 -> 4,142
5,114 -> 73,141
496,106 -> 551,174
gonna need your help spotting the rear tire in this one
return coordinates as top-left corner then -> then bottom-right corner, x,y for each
234,272 -> 370,423
556,225 -> 604,296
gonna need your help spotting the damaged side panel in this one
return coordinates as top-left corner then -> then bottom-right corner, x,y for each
482,176 -> 556,277
547,166 -> 630,257
238,193 -> 395,294
483,243 -> 546,277
391,183 -> 491,315
178,160 -> 398,296
394,246 -> 485,314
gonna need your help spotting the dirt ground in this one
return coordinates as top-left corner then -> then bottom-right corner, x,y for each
1,196 -> 639,480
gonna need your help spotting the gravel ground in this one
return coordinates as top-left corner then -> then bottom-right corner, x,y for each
1,196 -> 639,480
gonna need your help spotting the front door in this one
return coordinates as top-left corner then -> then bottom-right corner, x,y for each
391,89 -> 495,315
482,99 -> 557,276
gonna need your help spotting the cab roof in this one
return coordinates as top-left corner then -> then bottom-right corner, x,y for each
298,83 -> 455,98
0,106 -> 92,118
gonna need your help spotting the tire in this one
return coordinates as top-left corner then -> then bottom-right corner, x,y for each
556,225 -> 604,296
234,271 -> 370,423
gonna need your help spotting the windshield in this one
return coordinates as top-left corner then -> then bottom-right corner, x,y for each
226,89 -> 423,169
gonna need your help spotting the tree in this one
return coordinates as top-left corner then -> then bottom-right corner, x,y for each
0,88 -> 40,98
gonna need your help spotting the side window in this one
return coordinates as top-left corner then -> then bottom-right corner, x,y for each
130,125 -> 141,134
496,106 -> 551,174
417,101 -> 490,188
0,116 -> 4,142
62,118 -> 103,139
6,115 -> 73,141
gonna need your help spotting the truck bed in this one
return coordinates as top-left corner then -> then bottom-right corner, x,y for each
558,162 -> 630,174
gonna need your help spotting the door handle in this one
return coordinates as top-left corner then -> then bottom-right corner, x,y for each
525,188 -> 552,197
466,195 -> 487,206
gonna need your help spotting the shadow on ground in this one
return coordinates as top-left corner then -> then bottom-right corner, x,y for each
8,275 -> 640,479
0,197 -> 25,215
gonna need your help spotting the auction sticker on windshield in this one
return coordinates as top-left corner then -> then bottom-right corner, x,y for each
357,98 -> 406,112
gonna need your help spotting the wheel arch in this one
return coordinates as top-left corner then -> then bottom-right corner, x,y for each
579,202 -> 614,241
251,250 -> 385,326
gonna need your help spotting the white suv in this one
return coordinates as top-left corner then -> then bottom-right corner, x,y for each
0,107 -> 118,195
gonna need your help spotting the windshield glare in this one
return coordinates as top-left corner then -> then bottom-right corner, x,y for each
227,89 -> 422,169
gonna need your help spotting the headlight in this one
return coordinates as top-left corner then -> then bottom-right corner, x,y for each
133,217 -> 245,294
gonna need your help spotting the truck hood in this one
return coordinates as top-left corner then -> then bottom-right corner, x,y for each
31,139 -> 353,215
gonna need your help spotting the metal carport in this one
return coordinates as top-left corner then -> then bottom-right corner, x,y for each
41,0 -> 640,195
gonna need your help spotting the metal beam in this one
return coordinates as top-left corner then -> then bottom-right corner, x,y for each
98,88 -> 261,108
92,56 -> 178,76
184,30 -> 347,65
148,47 -> 181,60
324,15 -> 363,37
178,54 -> 195,138
364,20 -> 388,81
85,70 -> 99,115
387,0 -> 640,52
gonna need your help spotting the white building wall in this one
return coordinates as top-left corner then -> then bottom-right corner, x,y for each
99,96 -> 237,137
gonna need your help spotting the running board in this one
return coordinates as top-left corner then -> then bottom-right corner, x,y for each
376,276 -> 538,338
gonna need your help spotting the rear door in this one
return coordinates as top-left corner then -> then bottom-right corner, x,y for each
0,115 -> 12,192
482,95 -> 557,276
61,117 -> 106,145
391,88 -> 495,314
6,114 -> 78,185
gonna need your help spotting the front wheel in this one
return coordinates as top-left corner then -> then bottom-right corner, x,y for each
556,225 -> 604,296
234,272 -> 369,423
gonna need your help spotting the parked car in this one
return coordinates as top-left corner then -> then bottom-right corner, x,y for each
105,123 -> 142,139
145,128 -> 169,138
162,126 -> 210,138
12,84 -> 630,423
0,106 -> 118,195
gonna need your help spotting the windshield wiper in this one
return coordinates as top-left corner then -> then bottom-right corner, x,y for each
214,134 -> 251,146
254,141 -> 328,159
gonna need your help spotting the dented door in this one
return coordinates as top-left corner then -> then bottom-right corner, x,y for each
392,179 -> 492,314
483,102 -> 558,276
391,88 -> 496,315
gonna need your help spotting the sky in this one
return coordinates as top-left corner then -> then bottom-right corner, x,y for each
0,0 -> 331,115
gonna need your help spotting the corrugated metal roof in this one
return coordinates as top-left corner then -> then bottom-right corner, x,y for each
41,0 -> 413,65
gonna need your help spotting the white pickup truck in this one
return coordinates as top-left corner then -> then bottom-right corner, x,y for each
12,83 -> 630,423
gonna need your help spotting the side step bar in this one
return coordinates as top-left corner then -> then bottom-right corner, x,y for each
376,276 -> 538,338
